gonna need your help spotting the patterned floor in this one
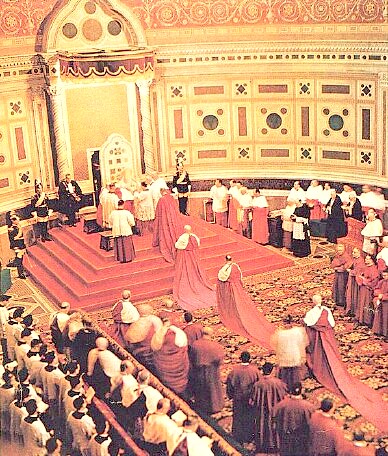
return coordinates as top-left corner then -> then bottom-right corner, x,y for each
3,238 -> 387,452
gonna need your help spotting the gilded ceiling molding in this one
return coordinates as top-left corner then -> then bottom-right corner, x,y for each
155,42 -> 388,55
0,0 -> 384,40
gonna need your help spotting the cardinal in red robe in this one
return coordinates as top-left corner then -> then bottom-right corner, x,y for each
304,294 -> 388,432
226,351 -> 260,443
150,318 -> 189,395
173,225 -> 216,311
190,327 -> 224,414
152,189 -> 184,263
356,254 -> 379,325
309,398 -> 345,456
372,269 -> 388,337
249,362 -> 287,454
273,382 -> 315,456
345,247 -> 365,317
331,243 -> 352,307
216,255 -> 275,349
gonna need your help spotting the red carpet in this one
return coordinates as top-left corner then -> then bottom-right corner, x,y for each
25,216 -> 294,311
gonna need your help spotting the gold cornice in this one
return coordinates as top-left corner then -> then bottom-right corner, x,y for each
146,23 -> 388,46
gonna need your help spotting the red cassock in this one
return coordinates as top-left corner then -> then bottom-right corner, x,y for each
152,193 -> 184,263
251,207 -> 269,244
249,375 -> 287,453
190,338 -> 225,414
153,329 -> 189,395
372,278 -> 388,337
309,411 -> 345,456
345,257 -> 365,316
226,364 -> 261,443
228,197 -> 239,231
216,263 -> 275,349
173,236 -> 216,311
331,252 -> 352,307
356,264 -> 379,324
183,323 -> 204,348
273,396 -> 315,456
306,199 -> 326,220
306,309 -> 388,432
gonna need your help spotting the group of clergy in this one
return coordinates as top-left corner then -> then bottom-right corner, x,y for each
110,291 -> 225,417
331,237 -> 388,337
0,303 -> 100,455
109,286 -> 386,456
0,298 -> 219,456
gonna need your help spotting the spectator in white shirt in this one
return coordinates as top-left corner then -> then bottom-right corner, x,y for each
171,415 -> 214,456
209,179 -> 229,227
359,184 -> 386,212
87,336 -> 121,397
67,396 -> 96,456
287,181 -> 306,203
143,398 -> 181,455
361,209 -> 384,255
339,184 -> 354,204
319,182 -> 332,206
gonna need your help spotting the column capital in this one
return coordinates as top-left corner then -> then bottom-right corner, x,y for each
47,84 -> 63,97
136,78 -> 153,92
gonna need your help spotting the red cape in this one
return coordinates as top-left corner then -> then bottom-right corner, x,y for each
152,193 -> 184,263
216,263 -> 275,350
306,310 -> 388,432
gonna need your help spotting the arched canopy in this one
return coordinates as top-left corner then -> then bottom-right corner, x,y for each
36,0 -> 147,54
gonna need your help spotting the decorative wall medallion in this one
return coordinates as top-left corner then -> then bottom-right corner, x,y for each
300,147 -> 312,159
360,150 -> 372,164
174,150 -> 187,162
10,101 -> 22,115
360,83 -> 372,97
235,83 -> 247,95
299,82 -> 311,95
19,170 -> 30,185
62,22 -> 78,38
266,112 -> 282,129
171,86 -> 183,98
203,114 -> 219,130
238,147 -> 250,159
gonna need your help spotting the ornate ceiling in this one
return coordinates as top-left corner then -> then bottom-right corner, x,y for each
0,0 -> 384,38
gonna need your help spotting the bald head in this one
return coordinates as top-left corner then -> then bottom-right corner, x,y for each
337,244 -> 345,254
163,298 -> 174,309
122,290 -> 131,300
96,337 -> 109,350
137,369 -> 150,385
137,304 -> 153,316
184,225 -> 192,233
312,294 -> 322,306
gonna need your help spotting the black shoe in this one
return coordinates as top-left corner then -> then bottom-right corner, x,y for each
184,212 -> 190,216
42,238 -> 46,243
7,261 -> 16,268
18,274 -> 27,279
44,237 -> 53,241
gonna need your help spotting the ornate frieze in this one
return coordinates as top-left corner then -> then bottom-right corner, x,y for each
0,0 -> 384,41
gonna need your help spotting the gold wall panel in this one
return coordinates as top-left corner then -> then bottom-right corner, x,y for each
159,71 -> 381,183
0,92 -> 40,203
189,103 -> 231,144
65,83 -> 131,181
